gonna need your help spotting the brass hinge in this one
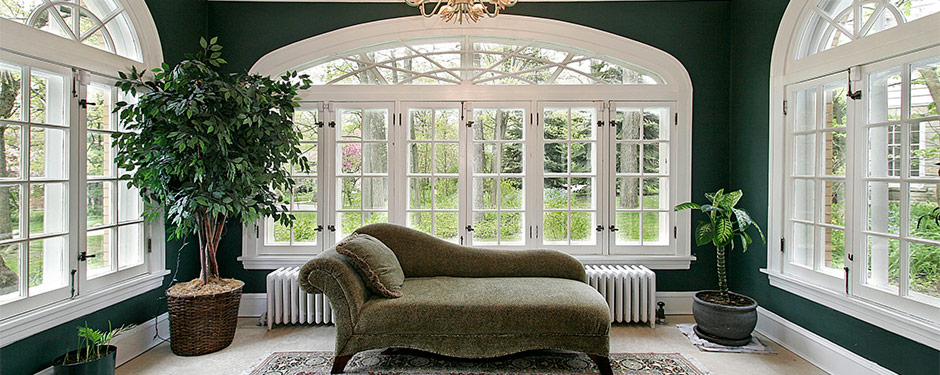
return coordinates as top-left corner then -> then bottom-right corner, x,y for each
783,100 -> 788,116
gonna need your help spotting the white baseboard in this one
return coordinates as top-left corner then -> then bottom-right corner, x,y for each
655,291 -> 694,315
34,313 -> 170,375
238,291 -> 695,318
239,293 -> 267,317
756,307 -> 896,375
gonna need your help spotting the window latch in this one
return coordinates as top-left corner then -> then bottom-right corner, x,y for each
328,121 -> 336,128
466,120 -> 474,128
78,99 -> 96,109
316,121 -> 324,128
314,225 -> 324,232
596,120 -> 604,127
78,251 -> 96,262
608,225 -> 619,232
466,225 -> 474,232
327,225 -> 336,232
596,225 -> 605,232
846,68 -> 862,100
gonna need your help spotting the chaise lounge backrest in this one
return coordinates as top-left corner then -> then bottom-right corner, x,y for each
354,223 -> 586,282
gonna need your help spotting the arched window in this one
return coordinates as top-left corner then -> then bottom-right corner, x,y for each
301,36 -> 663,86
0,0 -> 164,346
243,16 -> 695,271
768,0 -> 940,350
797,0 -> 940,59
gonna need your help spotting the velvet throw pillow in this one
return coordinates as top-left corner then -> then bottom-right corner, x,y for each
336,233 -> 404,298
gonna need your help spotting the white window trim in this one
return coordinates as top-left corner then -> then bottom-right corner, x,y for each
241,16 -> 693,270
0,0 -> 166,347
768,0 -> 940,351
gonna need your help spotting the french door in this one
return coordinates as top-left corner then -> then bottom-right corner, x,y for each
259,99 -> 679,256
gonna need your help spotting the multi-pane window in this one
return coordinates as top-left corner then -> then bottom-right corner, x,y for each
0,0 -> 142,61
84,81 -> 144,282
0,57 -> 148,317
0,60 -> 69,309
335,105 -> 391,238
787,80 -> 848,283
404,105 -> 461,243
541,105 -> 599,247
267,108 -> 320,248
300,36 -> 664,86
798,0 -> 940,59
862,55 -> 939,310
610,105 -> 671,252
245,30 -> 693,269
469,106 -> 526,246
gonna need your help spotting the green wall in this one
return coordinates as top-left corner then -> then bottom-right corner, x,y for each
727,1 -> 940,374
206,0 -> 733,294
0,1 -> 207,374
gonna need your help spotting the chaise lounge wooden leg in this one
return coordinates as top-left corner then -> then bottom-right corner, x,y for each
331,354 -> 353,374
588,354 -> 613,375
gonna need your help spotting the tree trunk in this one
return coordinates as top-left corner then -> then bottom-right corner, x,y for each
618,111 -> 641,209
0,72 -> 18,290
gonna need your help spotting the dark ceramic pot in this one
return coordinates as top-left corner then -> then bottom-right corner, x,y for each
53,345 -> 116,375
692,290 -> 758,346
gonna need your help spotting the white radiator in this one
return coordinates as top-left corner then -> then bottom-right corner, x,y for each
585,264 -> 657,328
265,264 -> 657,329
265,267 -> 333,329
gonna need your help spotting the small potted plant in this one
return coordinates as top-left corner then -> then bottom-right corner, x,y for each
675,189 -> 764,346
113,37 -> 311,356
53,323 -> 128,375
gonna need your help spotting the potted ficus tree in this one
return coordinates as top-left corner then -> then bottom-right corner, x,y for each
675,189 -> 764,346
53,323 -> 129,375
113,37 -> 311,356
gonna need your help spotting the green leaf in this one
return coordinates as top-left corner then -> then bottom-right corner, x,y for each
674,202 -> 701,211
732,208 -> 752,229
695,221 -> 713,246
714,217 -> 734,246
723,190 -> 742,208
199,37 -> 207,48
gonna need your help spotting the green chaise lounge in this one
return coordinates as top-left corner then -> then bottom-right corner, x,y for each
298,223 -> 612,374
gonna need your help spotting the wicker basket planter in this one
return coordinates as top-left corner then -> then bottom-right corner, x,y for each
166,280 -> 244,356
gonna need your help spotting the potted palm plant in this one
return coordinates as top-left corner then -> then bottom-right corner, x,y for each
113,37 -> 311,356
675,189 -> 764,346
53,323 -> 128,375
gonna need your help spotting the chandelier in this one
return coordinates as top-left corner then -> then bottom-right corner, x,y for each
405,0 -> 519,24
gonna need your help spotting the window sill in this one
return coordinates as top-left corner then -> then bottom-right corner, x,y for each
0,269 -> 170,348
239,254 -> 694,270
763,269 -> 940,350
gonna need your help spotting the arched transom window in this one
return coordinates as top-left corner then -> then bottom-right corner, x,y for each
798,0 -> 940,59
0,0 -> 141,61
302,36 -> 664,86
244,16 -> 695,272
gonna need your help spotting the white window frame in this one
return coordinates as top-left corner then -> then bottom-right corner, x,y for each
241,15 -> 694,270
0,0 -> 165,348
767,0 -> 940,351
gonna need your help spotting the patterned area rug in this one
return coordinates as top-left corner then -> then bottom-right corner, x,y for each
247,349 -> 711,375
